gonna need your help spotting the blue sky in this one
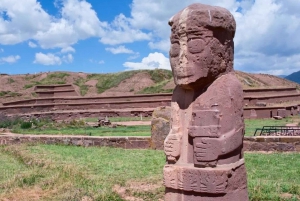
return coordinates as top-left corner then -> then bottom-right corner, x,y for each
0,0 -> 300,75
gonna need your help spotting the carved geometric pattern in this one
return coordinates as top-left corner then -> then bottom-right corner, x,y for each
164,164 -> 231,193
188,125 -> 221,138
190,110 -> 221,127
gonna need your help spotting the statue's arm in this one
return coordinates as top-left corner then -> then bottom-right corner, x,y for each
164,100 -> 182,162
164,86 -> 183,163
192,127 -> 243,163
219,126 -> 244,155
188,80 -> 244,165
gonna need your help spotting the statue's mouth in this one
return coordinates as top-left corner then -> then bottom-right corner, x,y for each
176,74 -> 193,79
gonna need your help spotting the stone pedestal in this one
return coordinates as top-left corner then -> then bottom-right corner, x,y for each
164,160 -> 248,201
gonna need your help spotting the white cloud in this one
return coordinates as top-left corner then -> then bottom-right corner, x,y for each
34,52 -> 74,65
0,0 -> 152,48
148,39 -> 170,52
123,52 -> 170,70
28,41 -> 37,48
34,52 -> 62,65
0,0 -> 51,45
128,0 -> 300,75
127,52 -> 140,60
105,45 -> 134,54
235,51 -> 300,75
0,55 -> 20,64
89,59 -> 105,64
99,14 -> 152,45
231,0 -> 300,74
34,0 -> 104,49
130,0 -> 238,38
0,0 -> 104,49
61,46 -> 75,53
62,53 -> 73,63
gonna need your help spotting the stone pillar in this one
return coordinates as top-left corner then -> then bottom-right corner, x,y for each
164,3 -> 249,200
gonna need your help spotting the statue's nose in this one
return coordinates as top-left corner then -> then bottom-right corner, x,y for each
178,45 -> 188,66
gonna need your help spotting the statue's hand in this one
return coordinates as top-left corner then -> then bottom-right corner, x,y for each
164,134 -> 182,162
193,138 -> 221,162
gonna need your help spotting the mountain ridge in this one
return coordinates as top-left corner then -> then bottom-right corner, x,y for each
285,71 -> 300,84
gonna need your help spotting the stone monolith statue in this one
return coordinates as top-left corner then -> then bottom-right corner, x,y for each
163,3 -> 249,201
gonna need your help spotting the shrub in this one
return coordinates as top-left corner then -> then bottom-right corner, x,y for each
7,78 -> 15,84
138,79 -> 173,94
20,122 -> 32,129
95,71 -> 139,94
0,91 -> 9,96
148,69 -> 172,83
24,84 -> 35,89
0,115 -> 22,128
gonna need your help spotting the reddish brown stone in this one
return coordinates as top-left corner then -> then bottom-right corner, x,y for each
296,143 -> 300,152
277,109 -> 287,118
151,106 -> 171,150
164,3 -> 248,200
249,109 -> 257,118
273,115 -> 283,120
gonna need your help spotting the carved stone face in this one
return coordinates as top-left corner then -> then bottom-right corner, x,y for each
169,4 -> 236,88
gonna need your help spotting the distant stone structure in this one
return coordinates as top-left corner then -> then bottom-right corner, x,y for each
163,3 -> 249,200
34,84 -> 78,97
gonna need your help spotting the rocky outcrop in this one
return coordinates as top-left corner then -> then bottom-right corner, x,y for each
150,106 -> 171,150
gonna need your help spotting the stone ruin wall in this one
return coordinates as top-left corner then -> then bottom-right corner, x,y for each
0,87 -> 299,120
34,84 -> 78,97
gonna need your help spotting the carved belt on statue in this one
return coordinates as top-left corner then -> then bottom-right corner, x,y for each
163,159 -> 245,194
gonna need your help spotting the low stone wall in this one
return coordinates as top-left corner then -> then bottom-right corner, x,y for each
2,93 -> 173,106
0,135 -> 150,149
244,105 -> 298,119
244,136 -> 300,152
244,93 -> 300,105
34,84 -> 79,98
34,84 -> 75,91
2,87 -> 300,119
1,134 -> 300,152
37,90 -> 78,98
7,108 -> 154,120
0,99 -> 171,114
2,103 -> 298,120
243,87 -> 297,96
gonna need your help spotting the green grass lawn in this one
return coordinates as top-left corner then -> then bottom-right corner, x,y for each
5,116 -> 300,137
0,144 -> 299,201
246,153 -> 300,200
244,117 -> 298,136
12,125 -> 151,136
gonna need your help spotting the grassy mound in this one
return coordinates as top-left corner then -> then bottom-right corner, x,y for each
24,72 -> 69,89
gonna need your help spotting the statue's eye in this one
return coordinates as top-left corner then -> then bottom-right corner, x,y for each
170,43 -> 180,57
188,39 -> 205,53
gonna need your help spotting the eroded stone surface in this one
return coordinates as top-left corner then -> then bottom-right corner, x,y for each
277,109 -> 287,118
164,3 -> 248,200
151,106 -> 171,150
